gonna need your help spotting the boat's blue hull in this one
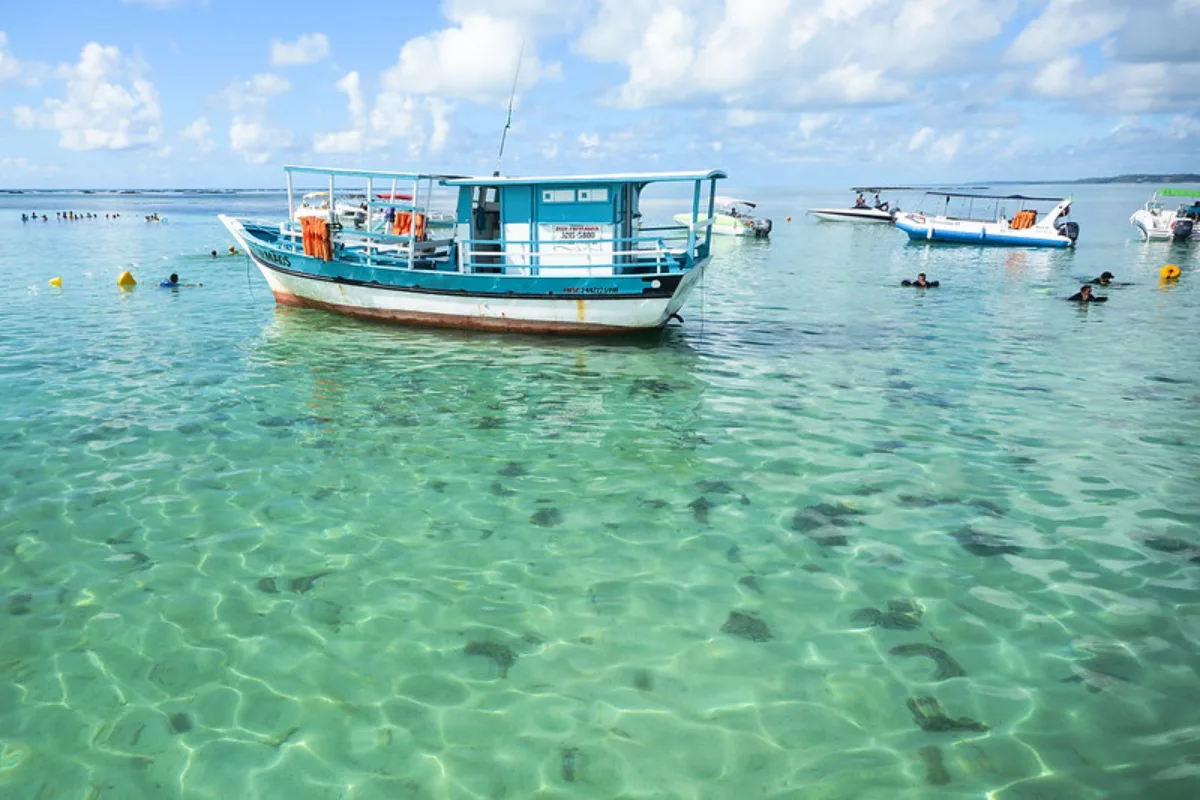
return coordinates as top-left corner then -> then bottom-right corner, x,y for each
895,217 -> 1073,248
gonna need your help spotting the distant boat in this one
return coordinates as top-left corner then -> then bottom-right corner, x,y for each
808,187 -> 900,223
1130,188 -> 1200,241
674,196 -> 771,237
894,192 -> 1079,248
220,165 -> 727,334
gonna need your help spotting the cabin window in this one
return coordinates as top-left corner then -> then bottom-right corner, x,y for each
578,188 -> 608,203
542,189 -> 575,203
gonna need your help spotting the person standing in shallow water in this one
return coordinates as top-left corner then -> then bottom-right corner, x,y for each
902,273 -> 939,288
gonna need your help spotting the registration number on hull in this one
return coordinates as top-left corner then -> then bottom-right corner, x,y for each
250,245 -> 292,269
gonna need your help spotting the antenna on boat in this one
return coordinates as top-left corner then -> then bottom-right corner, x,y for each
494,38 -> 525,177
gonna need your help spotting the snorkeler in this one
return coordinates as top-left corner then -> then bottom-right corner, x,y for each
1068,285 -> 1106,302
160,273 -> 202,287
901,273 -> 939,288
1089,271 -> 1115,286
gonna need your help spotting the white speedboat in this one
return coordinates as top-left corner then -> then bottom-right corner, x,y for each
894,192 -> 1078,248
1130,188 -> 1200,241
674,196 -> 771,237
809,187 -> 899,222
295,192 -> 369,226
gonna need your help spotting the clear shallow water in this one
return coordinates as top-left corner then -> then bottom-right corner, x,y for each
1,186 -> 1199,799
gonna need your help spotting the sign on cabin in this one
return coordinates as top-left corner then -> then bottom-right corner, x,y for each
549,224 -> 601,240
537,223 -> 615,275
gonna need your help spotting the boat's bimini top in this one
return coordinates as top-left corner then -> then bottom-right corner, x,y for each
285,165 -> 468,183
713,195 -> 755,208
443,170 -> 727,187
921,191 -> 1066,202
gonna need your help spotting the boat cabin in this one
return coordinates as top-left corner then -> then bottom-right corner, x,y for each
444,171 -> 726,277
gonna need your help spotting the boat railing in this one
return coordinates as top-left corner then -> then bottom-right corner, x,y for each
270,217 -> 708,275
668,217 -> 716,231
455,232 -> 706,276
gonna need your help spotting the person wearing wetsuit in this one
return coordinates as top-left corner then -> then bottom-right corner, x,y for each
1068,285 -> 1106,302
1089,271 -> 1114,286
901,273 -> 939,288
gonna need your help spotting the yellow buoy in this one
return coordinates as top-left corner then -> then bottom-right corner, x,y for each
49,277 -> 62,288
118,271 -> 137,287
1161,264 -> 1181,279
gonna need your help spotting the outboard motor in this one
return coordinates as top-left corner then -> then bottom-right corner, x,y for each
1056,220 -> 1080,242
751,217 -> 773,238
1171,218 -> 1194,240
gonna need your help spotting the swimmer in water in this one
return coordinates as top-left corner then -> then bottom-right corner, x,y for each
228,245 -> 237,255
1089,271 -> 1115,286
1068,285 -> 1106,302
160,273 -> 203,288
901,273 -> 939,288
211,250 -> 218,258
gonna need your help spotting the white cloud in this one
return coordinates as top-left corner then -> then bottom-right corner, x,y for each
368,94 -> 453,155
219,73 -> 292,163
0,30 -> 51,85
578,0 -> 1015,110
928,131 -> 963,163
337,71 -> 366,126
0,156 -> 39,177
1007,0 -> 1126,62
908,126 -> 934,150
443,0 -> 590,34
230,117 -> 291,164
313,71 -> 453,155
13,42 -> 161,151
726,109 -> 784,128
797,112 -> 838,139
181,116 -> 214,152
384,13 -> 560,105
270,33 -> 330,67
0,31 -> 21,81
904,125 -> 962,162
221,73 -> 291,112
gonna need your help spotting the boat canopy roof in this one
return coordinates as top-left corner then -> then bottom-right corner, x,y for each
851,185 -> 990,192
444,170 -> 726,187
922,191 -> 1067,202
284,165 -> 467,182
1158,187 -> 1200,197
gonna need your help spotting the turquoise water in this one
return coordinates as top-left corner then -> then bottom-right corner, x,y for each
2,186 -> 1199,799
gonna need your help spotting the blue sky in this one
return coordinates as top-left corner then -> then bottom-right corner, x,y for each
1,0 -> 1198,188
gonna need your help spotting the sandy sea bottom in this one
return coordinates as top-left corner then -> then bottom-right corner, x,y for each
1,186 -> 1199,798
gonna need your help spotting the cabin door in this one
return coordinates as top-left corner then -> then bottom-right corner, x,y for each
471,185 -> 501,267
